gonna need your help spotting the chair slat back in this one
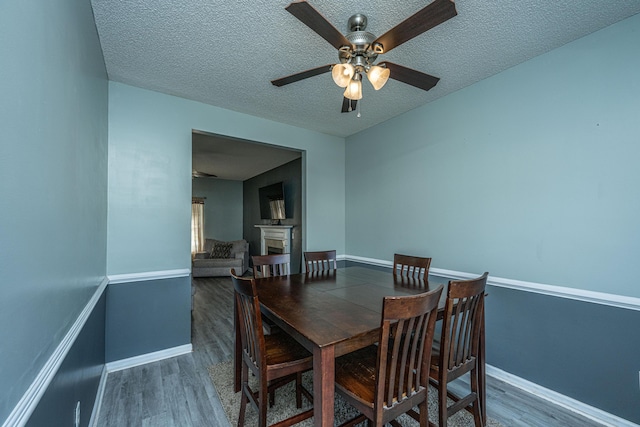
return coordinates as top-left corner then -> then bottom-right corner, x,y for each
375,285 -> 443,411
303,250 -> 337,273
442,272 -> 488,373
252,253 -> 291,278
231,269 -> 265,374
393,253 -> 432,279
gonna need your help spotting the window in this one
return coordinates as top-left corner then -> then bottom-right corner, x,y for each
191,198 -> 205,256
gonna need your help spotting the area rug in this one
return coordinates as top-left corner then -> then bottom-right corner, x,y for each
208,360 -> 504,426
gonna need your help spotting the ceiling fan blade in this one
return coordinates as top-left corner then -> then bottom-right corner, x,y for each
192,170 -> 217,178
372,0 -> 457,54
272,64 -> 332,87
341,97 -> 357,113
285,1 -> 352,50
380,62 -> 440,91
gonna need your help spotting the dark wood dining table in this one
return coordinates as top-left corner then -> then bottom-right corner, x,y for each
233,265 -> 486,427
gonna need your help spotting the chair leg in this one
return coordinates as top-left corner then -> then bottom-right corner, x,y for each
470,368 -> 484,427
238,364 -> 249,427
438,378 -> 448,427
238,389 -> 247,427
259,377 -> 268,427
418,400 -> 428,427
295,372 -> 303,408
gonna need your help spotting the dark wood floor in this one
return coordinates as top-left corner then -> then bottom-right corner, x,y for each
97,275 -> 606,426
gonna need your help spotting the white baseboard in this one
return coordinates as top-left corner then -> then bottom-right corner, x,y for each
487,365 -> 638,427
2,277 -> 109,427
105,344 -> 193,373
345,254 -> 393,268
88,366 -> 108,427
344,255 -> 640,311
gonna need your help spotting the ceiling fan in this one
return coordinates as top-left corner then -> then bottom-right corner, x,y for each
271,0 -> 457,114
192,169 -> 217,179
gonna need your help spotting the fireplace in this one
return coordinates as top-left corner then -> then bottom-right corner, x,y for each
265,238 -> 286,255
255,225 -> 293,255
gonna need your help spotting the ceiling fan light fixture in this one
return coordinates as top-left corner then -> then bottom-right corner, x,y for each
372,42 -> 384,54
367,65 -> 390,90
343,74 -> 362,100
332,63 -> 355,87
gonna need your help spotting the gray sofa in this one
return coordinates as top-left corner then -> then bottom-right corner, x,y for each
192,238 -> 249,277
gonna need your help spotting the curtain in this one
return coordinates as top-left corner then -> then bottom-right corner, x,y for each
191,198 -> 204,256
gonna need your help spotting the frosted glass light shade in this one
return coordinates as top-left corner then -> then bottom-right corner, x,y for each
367,65 -> 390,90
343,77 -> 362,100
332,63 -> 355,87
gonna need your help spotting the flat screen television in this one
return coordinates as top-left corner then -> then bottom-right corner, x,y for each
258,182 -> 286,222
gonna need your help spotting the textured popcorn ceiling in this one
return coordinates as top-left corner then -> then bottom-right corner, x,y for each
92,0 -> 640,138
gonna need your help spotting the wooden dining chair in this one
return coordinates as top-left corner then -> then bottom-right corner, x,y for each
393,253 -> 432,279
334,285 -> 444,427
251,253 -> 291,335
303,250 -> 337,273
231,269 -> 313,427
427,272 -> 488,427
252,253 -> 291,278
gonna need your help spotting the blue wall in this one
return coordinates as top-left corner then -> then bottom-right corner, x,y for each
106,277 -> 191,362
192,178 -> 244,242
345,13 -> 640,424
26,293 -> 106,427
485,285 -> 640,422
0,0 -> 108,423
107,81 -> 346,276
105,84 -> 345,376
345,13 -> 640,298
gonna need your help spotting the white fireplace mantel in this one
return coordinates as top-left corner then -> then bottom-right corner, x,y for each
255,225 -> 293,255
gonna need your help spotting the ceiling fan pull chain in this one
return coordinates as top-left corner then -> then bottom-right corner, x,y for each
357,98 -> 361,118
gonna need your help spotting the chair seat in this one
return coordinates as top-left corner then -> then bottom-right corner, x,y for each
264,333 -> 312,369
336,344 -> 424,409
335,345 -> 378,407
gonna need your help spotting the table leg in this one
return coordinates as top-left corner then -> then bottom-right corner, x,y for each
313,345 -> 335,427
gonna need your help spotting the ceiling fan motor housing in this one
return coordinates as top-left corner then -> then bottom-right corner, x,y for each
340,14 -> 379,70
